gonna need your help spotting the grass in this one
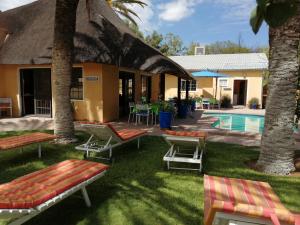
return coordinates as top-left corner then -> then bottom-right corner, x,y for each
0,131 -> 299,225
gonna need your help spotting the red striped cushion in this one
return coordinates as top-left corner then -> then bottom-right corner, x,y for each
204,175 -> 296,225
0,133 -> 56,150
165,130 -> 207,139
0,160 -> 109,209
117,129 -> 147,141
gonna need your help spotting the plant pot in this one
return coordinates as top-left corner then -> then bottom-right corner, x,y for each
251,104 -> 257,109
178,104 -> 188,118
159,111 -> 172,129
191,100 -> 196,112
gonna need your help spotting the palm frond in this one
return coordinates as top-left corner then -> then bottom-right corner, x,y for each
106,0 -> 146,26
115,9 -> 138,26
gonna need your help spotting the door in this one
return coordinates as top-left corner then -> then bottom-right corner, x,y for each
20,69 -> 52,116
34,69 -> 52,115
233,80 -> 247,105
119,71 -> 135,117
20,70 -> 35,115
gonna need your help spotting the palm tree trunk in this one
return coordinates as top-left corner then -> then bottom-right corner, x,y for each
52,0 -> 79,140
256,3 -> 300,175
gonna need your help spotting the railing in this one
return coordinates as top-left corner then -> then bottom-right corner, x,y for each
34,99 -> 51,116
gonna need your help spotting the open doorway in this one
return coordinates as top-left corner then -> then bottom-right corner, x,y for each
20,68 -> 52,116
233,80 -> 247,105
119,71 -> 135,117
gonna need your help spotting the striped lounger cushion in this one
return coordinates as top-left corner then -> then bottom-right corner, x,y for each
165,130 -> 207,139
204,175 -> 298,225
0,159 -> 109,209
78,121 -> 147,141
0,133 -> 56,150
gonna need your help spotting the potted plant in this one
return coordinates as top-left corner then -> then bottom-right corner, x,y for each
248,98 -> 259,109
159,101 -> 175,129
220,95 -> 231,108
178,99 -> 192,118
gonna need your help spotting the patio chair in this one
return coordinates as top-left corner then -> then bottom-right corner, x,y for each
135,104 -> 151,126
209,98 -> 220,109
162,130 -> 208,172
202,98 -> 211,109
0,98 -> 12,117
0,159 -> 109,225
0,132 -> 57,158
204,175 -> 300,225
75,122 -> 147,161
128,102 -> 136,123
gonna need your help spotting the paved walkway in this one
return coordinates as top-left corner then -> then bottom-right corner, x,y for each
0,116 -> 53,132
0,109 -> 299,149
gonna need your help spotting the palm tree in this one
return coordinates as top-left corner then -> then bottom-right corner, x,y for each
251,0 -> 300,175
52,0 -> 79,141
106,0 -> 147,26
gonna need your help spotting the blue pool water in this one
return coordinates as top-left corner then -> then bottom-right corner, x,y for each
204,113 -> 265,134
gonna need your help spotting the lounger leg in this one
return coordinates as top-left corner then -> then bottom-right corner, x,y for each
109,146 -> 112,159
81,187 -> 91,207
137,138 -> 140,149
38,144 -> 42,158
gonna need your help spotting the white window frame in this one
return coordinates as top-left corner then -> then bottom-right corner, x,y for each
219,78 -> 229,88
181,80 -> 197,92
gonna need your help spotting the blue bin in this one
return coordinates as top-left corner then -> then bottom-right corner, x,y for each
159,111 -> 172,129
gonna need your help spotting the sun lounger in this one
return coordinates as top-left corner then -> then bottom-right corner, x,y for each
0,132 -> 57,158
0,159 -> 109,225
204,175 -> 300,225
76,122 -> 147,161
163,130 -> 208,172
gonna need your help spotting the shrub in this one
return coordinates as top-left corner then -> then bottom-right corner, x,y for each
159,101 -> 175,113
248,98 -> 259,109
220,95 -> 231,108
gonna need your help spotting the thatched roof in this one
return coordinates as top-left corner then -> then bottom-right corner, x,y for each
0,0 -> 192,79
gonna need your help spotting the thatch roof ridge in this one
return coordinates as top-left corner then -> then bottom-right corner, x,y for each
0,0 -> 191,78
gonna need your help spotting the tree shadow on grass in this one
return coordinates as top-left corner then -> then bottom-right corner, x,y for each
0,134 -> 298,225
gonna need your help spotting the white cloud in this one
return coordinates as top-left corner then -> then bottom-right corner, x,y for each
126,0 -> 156,33
158,0 -> 203,22
0,0 -> 37,11
212,0 -> 256,21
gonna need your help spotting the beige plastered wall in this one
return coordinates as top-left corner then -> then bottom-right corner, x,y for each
0,64 -> 161,121
165,70 -> 264,107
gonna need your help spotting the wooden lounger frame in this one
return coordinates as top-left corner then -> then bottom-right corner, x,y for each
0,170 -> 107,225
163,134 -> 206,173
0,133 -> 56,159
76,124 -> 146,161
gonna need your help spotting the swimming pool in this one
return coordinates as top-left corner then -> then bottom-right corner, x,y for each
204,113 -> 265,134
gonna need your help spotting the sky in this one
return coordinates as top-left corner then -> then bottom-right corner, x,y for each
0,0 -> 268,48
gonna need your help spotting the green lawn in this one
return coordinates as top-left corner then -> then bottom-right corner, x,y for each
0,131 -> 299,225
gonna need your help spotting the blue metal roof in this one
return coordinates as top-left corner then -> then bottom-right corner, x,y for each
192,70 -> 229,78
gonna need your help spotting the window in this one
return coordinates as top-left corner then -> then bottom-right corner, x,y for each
181,80 -> 196,91
219,78 -> 229,88
70,68 -> 83,100
141,75 -> 151,102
